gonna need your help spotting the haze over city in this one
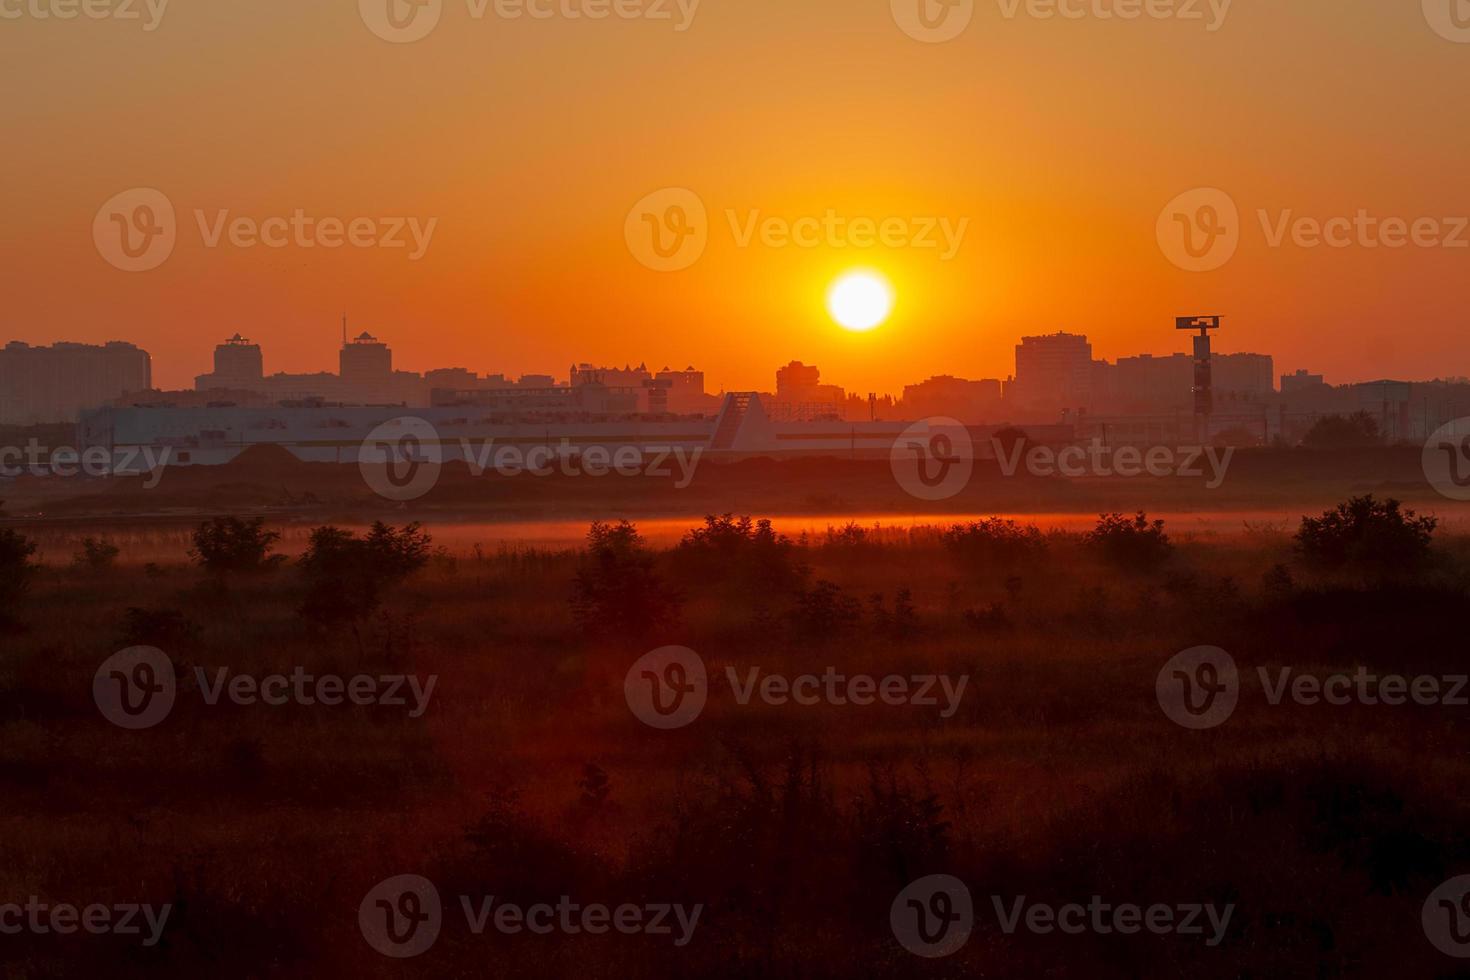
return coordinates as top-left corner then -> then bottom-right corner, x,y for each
4,2 -> 1470,977
5,1 -> 1468,392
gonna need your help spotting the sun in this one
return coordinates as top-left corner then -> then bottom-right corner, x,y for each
827,270 -> 894,332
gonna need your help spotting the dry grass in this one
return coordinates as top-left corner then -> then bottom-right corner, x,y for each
0,514 -> 1466,977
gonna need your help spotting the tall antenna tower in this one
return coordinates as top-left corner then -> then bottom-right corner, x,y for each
1176,315 -> 1222,440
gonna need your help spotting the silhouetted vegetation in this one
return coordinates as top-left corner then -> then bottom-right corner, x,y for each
1302,411 -> 1382,449
942,518 -> 1046,568
1295,495 -> 1437,571
72,536 -> 120,569
672,514 -> 806,596
0,527 -> 38,615
188,517 -> 285,574
789,579 -> 862,639
1084,511 -> 1173,571
297,522 -> 434,626
570,520 -> 679,640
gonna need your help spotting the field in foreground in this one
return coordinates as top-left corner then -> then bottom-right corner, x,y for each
2,508 -> 1469,977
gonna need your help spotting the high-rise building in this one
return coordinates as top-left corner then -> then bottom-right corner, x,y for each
774,361 -> 844,419
340,331 -> 393,382
900,375 -> 1002,422
1213,353 -> 1274,400
0,341 -> 151,424
655,366 -> 714,414
571,363 -> 651,388
1280,369 -> 1325,394
1013,332 -> 1094,411
196,334 -> 264,390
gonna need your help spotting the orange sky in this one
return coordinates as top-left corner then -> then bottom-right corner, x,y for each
2,1 -> 1468,392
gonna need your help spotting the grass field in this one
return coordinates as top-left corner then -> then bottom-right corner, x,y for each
2,505 -> 1469,977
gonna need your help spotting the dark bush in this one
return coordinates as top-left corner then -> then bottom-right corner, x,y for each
672,514 -> 806,595
1084,512 -> 1173,571
297,522 -> 433,625
942,518 -> 1046,568
189,517 -> 285,574
1302,412 -> 1381,449
1294,495 -> 1436,571
0,528 -> 39,613
789,580 -> 862,639
72,536 -> 120,569
570,521 -> 680,640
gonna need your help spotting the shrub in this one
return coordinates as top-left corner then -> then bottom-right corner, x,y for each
570,521 -> 680,640
0,528 -> 39,612
789,580 -> 862,639
869,588 -> 920,641
1084,512 -> 1173,572
942,518 -> 1046,568
297,522 -> 433,625
672,514 -> 806,595
73,537 -> 120,570
189,517 -> 285,574
1294,495 -> 1436,571
1302,412 -> 1381,449
118,607 -> 200,650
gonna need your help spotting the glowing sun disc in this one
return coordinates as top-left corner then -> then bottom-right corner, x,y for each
827,271 -> 894,332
